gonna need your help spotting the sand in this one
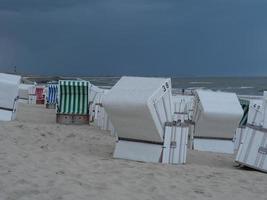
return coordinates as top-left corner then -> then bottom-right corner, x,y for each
0,103 -> 266,200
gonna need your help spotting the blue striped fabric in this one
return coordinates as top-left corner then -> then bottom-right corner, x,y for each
47,84 -> 58,104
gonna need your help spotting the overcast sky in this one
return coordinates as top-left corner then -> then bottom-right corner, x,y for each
0,0 -> 267,76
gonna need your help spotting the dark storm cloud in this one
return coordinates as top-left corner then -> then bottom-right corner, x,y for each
0,0 -> 267,76
0,0 -> 90,12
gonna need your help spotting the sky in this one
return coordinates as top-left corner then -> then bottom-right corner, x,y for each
0,0 -> 267,76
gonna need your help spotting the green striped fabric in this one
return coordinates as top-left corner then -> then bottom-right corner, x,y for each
239,98 -> 250,126
58,80 -> 89,115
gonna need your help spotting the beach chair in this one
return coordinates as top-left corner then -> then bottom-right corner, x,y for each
18,84 -> 32,103
56,80 -> 89,124
88,85 -> 116,135
192,90 -> 243,154
28,85 -> 37,104
103,76 -> 188,164
88,84 -> 103,122
35,86 -> 45,104
0,73 -> 21,121
46,84 -> 58,109
235,91 -> 267,173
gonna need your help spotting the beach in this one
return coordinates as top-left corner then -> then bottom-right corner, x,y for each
0,103 -> 266,200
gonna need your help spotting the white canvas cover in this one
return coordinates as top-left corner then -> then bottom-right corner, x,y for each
113,140 -> 162,163
193,90 -> 243,139
89,87 -> 116,135
19,84 -> 32,100
88,84 -> 103,104
0,73 -> 21,121
194,138 -> 235,154
96,107 -> 111,129
103,76 -> 173,143
113,122 -> 188,164
0,73 -> 20,85
95,105 -> 116,135
0,110 -> 14,121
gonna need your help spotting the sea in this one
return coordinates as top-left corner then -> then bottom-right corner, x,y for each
84,76 -> 267,96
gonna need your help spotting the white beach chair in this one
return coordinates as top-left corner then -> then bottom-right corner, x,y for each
18,84 -> 33,103
103,76 -> 188,164
192,90 -> 243,154
28,85 -> 37,104
235,91 -> 267,173
88,84 -> 103,122
0,73 -> 21,121
88,85 -> 116,135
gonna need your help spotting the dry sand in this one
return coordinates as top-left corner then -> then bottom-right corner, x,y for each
0,103 -> 266,200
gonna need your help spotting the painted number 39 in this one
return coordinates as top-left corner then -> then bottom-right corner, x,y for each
162,82 -> 169,92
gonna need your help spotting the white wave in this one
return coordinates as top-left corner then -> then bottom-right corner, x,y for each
240,86 -> 254,89
189,82 -> 212,84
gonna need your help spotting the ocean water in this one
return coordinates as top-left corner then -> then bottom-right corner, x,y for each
85,76 -> 267,96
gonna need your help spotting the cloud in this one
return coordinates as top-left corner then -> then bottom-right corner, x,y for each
0,0 -> 90,12
0,0 -> 267,76
0,37 -> 30,72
